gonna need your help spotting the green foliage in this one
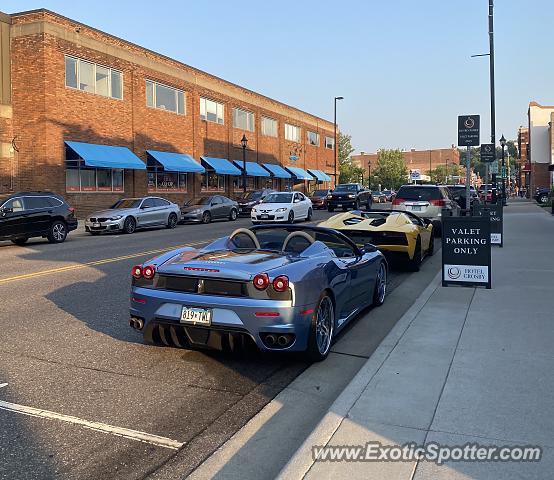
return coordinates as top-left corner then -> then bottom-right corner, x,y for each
428,164 -> 463,183
460,140 -> 518,180
338,133 -> 364,183
372,149 -> 408,190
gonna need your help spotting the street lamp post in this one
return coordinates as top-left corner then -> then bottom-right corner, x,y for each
241,134 -> 248,193
500,134 -> 506,205
334,96 -> 343,187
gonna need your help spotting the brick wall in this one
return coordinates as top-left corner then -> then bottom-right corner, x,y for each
8,9 -> 335,217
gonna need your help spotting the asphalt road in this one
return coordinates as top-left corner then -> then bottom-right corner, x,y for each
0,205 -> 432,480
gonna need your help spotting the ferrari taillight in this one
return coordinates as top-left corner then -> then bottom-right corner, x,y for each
272,275 -> 289,292
253,273 -> 270,290
132,265 -> 143,279
142,265 -> 156,280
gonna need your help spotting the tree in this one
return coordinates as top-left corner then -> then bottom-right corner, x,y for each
337,132 -> 364,183
372,149 -> 407,190
428,164 -> 462,183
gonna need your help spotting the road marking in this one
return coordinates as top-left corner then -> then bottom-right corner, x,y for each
0,399 -> 184,450
0,239 -> 213,285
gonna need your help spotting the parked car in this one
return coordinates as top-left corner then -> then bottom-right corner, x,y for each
86,197 -> 180,235
0,191 -> 78,245
478,184 -> 496,202
319,209 -> 434,271
372,191 -> 387,203
447,185 -> 480,210
535,186 -> 551,204
326,184 -> 372,212
129,224 -> 388,361
309,189 -> 331,209
181,195 -> 238,224
392,185 -> 460,235
382,190 -> 395,202
251,191 -> 312,223
235,189 -> 275,216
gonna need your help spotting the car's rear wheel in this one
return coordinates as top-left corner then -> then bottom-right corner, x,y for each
539,194 -> 549,204
287,210 -> 294,223
202,211 -> 211,224
11,237 -> 28,246
409,236 -> 422,271
305,208 -> 313,222
306,293 -> 334,362
123,216 -> 136,234
373,262 -> 387,306
229,208 -> 238,221
47,220 -> 67,243
166,213 -> 178,229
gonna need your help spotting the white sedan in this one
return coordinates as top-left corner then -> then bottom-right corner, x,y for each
251,192 -> 313,223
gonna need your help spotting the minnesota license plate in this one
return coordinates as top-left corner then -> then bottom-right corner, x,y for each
261,214 -> 269,219
180,306 -> 212,325
410,206 -> 422,211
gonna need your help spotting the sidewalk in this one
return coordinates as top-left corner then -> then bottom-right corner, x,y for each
280,199 -> 554,479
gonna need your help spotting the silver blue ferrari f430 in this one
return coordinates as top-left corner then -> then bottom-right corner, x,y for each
129,225 -> 387,361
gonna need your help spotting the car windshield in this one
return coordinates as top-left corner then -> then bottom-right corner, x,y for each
396,186 -> 441,201
238,191 -> 263,201
186,197 -> 212,205
334,185 -> 357,192
111,199 -> 142,209
263,193 -> 292,204
312,190 -> 328,197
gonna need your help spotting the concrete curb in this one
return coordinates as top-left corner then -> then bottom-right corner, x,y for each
276,271 -> 442,479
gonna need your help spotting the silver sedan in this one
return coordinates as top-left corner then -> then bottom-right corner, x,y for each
85,197 -> 181,235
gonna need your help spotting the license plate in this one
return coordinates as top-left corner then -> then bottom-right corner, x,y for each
261,214 -> 269,219
180,306 -> 212,325
410,206 -> 422,211
93,222 -> 100,227
239,208 -> 243,212
337,204 -> 342,207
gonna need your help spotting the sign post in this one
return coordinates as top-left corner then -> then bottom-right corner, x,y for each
458,115 -> 480,211
442,215 -> 491,289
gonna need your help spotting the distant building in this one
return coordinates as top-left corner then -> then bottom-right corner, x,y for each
351,147 -> 461,183
517,126 -> 529,192
527,102 -> 554,193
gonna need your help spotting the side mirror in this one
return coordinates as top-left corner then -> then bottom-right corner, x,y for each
363,243 -> 378,253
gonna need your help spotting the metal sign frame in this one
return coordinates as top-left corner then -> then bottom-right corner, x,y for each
458,115 -> 480,147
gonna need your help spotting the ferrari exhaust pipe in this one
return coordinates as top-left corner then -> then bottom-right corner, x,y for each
277,335 -> 289,347
129,318 -> 136,328
135,318 -> 144,330
265,334 -> 277,346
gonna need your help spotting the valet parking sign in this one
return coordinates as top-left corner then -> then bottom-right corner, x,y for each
442,216 -> 491,289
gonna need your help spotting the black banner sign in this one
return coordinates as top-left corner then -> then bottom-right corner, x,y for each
480,143 -> 496,163
458,115 -> 480,146
472,203 -> 503,247
442,216 -> 491,288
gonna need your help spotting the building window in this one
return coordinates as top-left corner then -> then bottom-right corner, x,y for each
285,123 -> 300,142
201,170 -> 225,191
325,136 -> 335,149
233,176 -> 256,190
145,80 -> 185,115
233,108 -> 255,131
65,166 -> 124,192
147,157 -> 187,191
200,97 -> 225,124
307,131 -> 320,146
64,56 -> 123,99
261,116 -> 278,137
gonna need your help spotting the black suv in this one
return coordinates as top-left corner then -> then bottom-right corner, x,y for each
327,183 -> 372,212
0,192 -> 78,245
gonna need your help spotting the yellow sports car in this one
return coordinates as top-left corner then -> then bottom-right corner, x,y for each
319,209 -> 434,270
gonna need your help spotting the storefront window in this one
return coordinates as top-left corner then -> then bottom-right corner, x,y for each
202,171 -> 225,191
65,166 -> 125,192
147,171 -> 187,192
97,169 -> 112,191
233,176 -> 255,190
80,169 -> 97,191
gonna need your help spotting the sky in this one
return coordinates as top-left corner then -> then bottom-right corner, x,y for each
3,0 -> 553,153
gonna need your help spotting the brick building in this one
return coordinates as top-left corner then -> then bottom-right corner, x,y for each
351,147 -> 461,182
517,126 -> 530,192
527,102 -> 554,194
0,9 -> 336,216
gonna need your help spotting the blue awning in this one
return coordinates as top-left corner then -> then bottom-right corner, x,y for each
286,166 -> 313,181
201,156 -> 242,175
232,161 -> 270,177
262,163 -> 291,179
65,141 -> 146,170
308,169 -> 332,182
147,150 -> 205,173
